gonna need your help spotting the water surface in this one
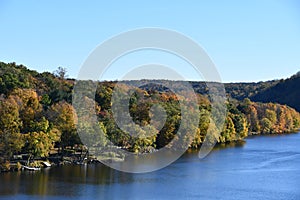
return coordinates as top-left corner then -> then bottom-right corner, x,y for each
1,133 -> 300,200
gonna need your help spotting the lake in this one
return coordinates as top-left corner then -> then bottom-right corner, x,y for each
1,132 -> 300,200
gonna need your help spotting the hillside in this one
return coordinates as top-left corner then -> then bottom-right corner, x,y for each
191,74 -> 300,112
1,61 -> 299,111
224,81 -> 279,101
0,61 -> 300,161
0,62 -> 73,104
251,73 -> 300,112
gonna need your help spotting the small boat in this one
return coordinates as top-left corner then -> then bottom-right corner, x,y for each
41,161 -> 51,168
23,166 -> 41,171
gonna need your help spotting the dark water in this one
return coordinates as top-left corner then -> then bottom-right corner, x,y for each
1,133 -> 300,200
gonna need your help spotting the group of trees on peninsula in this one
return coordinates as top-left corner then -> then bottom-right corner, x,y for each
0,61 -> 300,160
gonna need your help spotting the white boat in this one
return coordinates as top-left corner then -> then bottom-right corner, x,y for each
23,166 -> 41,171
41,161 -> 51,167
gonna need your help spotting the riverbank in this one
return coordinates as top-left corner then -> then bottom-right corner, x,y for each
0,147 -> 125,173
2,132 -> 300,200
1,130 -> 299,173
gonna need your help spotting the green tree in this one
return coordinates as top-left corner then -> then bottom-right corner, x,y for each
76,96 -> 107,150
220,115 -> 236,143
25,128 -> 60,158
156,115 -> 179,149
232,114 -> 248,139
54,66 -> 68,80
265,109 -> 277,125
48,101 -> 80,149
126,123 -> 158,153
261,118 -> 272,134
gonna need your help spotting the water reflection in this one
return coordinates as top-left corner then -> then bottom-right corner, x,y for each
213,140 -> 246,150
0,133 -> 300,200
0,141 -> 246,197
0,164 -> 134,197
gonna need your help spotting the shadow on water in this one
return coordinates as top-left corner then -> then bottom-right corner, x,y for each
213,140 -> 246,151
184,140 -> 246,155
0,142 -> 246,197
0,164 -> 135,197
0,141 -> 247,197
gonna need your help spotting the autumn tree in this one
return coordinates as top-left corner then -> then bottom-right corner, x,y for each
48,101 -> 80,149
10,89 -> 42,133
0,96 -> 24,158
24,126 -> 61,158
220,115 -> 236,143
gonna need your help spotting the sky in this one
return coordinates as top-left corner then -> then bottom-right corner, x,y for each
0,0 -> 300,83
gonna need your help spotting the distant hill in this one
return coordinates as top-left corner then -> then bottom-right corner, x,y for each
0,61 -> 299,111
224,81 -> 280,101
250,73 -> 300,112
172,75 -> 300,112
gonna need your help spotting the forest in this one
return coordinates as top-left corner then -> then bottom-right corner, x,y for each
0,61 -> 300,165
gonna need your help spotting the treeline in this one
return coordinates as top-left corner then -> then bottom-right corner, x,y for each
251,72 -> 300,112
95,83 -> 300,151
223,81 -> 279,101
237,98 -> 300,134
0,62 -> 300,160
0,89 -> 78,159
1,84 -> 299,159
192,73 -> 300,112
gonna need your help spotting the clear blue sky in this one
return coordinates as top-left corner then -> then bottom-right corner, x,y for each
1,0 -> 300,82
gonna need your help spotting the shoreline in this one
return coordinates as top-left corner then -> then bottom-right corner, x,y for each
1,130 -> 299,173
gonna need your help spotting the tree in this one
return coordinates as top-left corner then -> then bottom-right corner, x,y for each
248,105 -> 260,133
125,123 -> 158,153
0,96 -> 24,158
47,101 -> 80,149
220,115 -> 236,143
40,94 -> 51,108
156,115 -> 179,149
232,114 -> 248,139
10,89 -> 42,133
198,109 -> 211,140
190,128 -> 202,149
265,109 -> 277,125
54,66 -> 68,80
24,128 -> 60,158
75,96 -> 107,150
261,118 -> 272,134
